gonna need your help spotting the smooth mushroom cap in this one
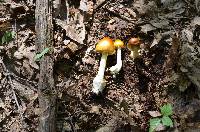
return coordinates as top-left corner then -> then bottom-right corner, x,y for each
127,37 -> 140,49
96,37 -> 115,55
114,39 -> 124,48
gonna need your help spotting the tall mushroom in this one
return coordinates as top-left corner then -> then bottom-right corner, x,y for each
109,39 -> 124,76
92,37 -> 115,94
127,37 -> 141,60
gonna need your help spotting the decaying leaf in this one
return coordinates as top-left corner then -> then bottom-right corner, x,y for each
149,111 -> 162,117
161,0 -> 179,8
79,0 -> 88,12
182,29 -> 193,43
191,17 -> 200,26
140,24 -> 156,34
14,45 -> 39,69
155,123 -> 166,131
56,17 -> 85,44
0,19 -> 11,31
150,19 -> 170,29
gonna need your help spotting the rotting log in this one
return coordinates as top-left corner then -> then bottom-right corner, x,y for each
35,0 -> 56,131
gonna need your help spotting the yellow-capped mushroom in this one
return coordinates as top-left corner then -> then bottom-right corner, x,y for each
92,37 -> 115,94
109,39 -> 124,76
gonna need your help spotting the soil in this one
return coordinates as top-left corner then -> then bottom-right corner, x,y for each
0,0 -> 200,132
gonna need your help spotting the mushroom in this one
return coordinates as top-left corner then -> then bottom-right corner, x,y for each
109,39 -> 124,76
92,37 -> 115,94
127,37 -> 141,60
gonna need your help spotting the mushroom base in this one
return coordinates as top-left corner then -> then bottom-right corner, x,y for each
92,53 -> 108,94
130,46 -> 140,60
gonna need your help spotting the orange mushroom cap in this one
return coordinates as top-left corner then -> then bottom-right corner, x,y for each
127,37 -> 140,49
96,37 -> 115,55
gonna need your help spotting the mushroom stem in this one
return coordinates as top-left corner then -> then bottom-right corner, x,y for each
92,53 -> 108,94
97,53 -> 108,78
117,47 -> 122,64
130,46 -> 140,59
109,48 -> 122,75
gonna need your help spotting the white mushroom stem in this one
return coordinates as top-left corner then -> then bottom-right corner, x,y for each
130,46 -> 140,59
109,47 -> 122,75
92,53 -> 108,94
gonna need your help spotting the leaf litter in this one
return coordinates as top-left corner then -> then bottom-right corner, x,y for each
0,0 -> 200,131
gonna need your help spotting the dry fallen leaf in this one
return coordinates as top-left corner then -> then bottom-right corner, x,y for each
140,24 -> 156,34
90,105 -> 100,114
79,0 -> 88,12
150,19 -> 170,29
182,29 -> 193,43
155,123 -> 166,131
148,111 -> 162,117
191,17 -> 200,26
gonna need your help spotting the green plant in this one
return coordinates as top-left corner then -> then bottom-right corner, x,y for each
149,103 -> 173,132
0,31 -> 15,45
34,48 -> 50,61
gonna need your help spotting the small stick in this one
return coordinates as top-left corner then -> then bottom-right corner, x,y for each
0,57 -> 20,110
94,0 -> 109,12
14,19 -> 18,48
0,57 -> 26,129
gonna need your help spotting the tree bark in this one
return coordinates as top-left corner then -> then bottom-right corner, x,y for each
35,0 -> 56,131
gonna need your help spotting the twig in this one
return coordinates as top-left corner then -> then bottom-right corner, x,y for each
0,57 -> 20,110
0,57 -> 27,130
94,0 -> 108,11
0,57 -> 21,110
9,72 -> 38,89
105,8 -> 136,23
66,0 -> 69,24
14,19 -> 18,48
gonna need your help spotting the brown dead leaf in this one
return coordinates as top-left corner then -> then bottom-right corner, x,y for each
79,0 -> 88,12
56,9 -> 86,44
0,19 -> 11,31
191,17 -> 200,26
107,23 -> 116,31
14,45 -> 38,69
148,111 -> 162,117
0,99 -> 5,109
9,119 -> 21,132
150,19 -> 170,29
195,0 -> 200,12
23,46 -> 39,69
182,29 -> 193,43
155,123 -> 166,131
140,24 -> 156,34
90,105 -> 100,114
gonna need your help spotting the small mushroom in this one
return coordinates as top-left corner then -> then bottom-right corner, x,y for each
92,37 -> 115,94
109,39 -> 124,76
127,37 -> 141,60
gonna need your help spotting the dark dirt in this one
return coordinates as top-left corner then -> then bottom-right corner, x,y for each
1,0 -> 200,131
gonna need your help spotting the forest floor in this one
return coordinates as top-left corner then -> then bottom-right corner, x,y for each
0,0 -> 200,131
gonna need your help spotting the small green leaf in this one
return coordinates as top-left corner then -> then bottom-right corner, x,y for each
161,116 -> 173,127
34,48 -> 50,61
0,31 -> 15,45
160,103 -> 173,116
149,118 -> 161,132
1,35 -> 6,44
